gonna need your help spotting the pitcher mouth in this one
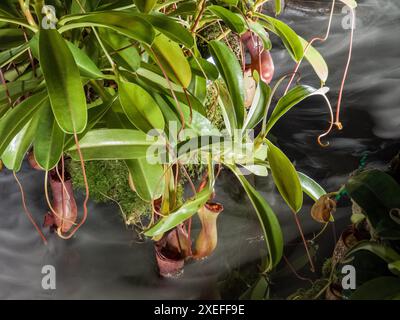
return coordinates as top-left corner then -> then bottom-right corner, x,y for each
204,202 -> 223,214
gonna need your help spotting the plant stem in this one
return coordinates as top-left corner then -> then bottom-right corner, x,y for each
293,213 -> 316,272
191,0 -> 206,34
19,0 -> 37,28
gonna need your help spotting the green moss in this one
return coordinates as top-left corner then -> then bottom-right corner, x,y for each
67,159 -> 151,226
205,82 -> 225,131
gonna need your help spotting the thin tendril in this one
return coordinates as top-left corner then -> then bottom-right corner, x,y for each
293,213 -> 315,272
13,171 -> 47,244
334,7 -> 355,130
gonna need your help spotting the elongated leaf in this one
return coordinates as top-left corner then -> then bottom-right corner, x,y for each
297,172 -> 326,202
33,103 -> 65,170
144,187 -> 212,237
299,37 -> 329,83
119,80 -> 165,132
243,79 -> 271,130
66,41 -> 104,79
134,0 -> 157,12
1,116 -> 39,172
350,277 -> 400,300
265,85 -> 329,134
275,0 -> 283,16
67,129 -> 162,161
249,21 -> 272,50
99,29 -> 141,72
229,165 -> 283,272
208,5 -> 246,34
64,96 -> 118,149
209,40 -> 245,127
0,43 -> 29,68
0,79 -> 42,105
59,12 -> 155,44
39,29 -> 87,134
189,57 -> 219,81
256,14 -> 303,62
346,169 -> 400,239
142,14 -> 194,48
125,159 -> 164,202
345,241 -> 400,265
266,140 -> 303,212
0,92 -> 47,155
150,33 -> 192,88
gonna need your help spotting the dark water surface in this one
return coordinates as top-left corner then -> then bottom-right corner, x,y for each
0,0 -> 399,299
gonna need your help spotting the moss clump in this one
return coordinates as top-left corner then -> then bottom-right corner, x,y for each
205,82 -> 225,131
67,159 -> 151,227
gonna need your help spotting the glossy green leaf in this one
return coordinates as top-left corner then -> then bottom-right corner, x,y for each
350,277 -> 400,300
150,33 -> 192,88
243,79 -> 271,130
209,40 -> 245,127
0,79 -> 42,105
99,29 -> 141,72
0,92 -> 47,156
256,14 -> 303,62
134,0 -> 157,13
67,129 -> 162,161
189,57 -> 219,81
266,140 -> 303,213
297,172 -> 326,202
33,103 -> 65,170
0,29 -> 25,50
265,85 -> 329,134
144,187 -> 212,237
1,116 -> 39,172
274,0 -> 283,15
208,5 -> 246,34
59,12 -> 155,45
125,159 -> 164,202
119,80 -> 165,132
64,96 -> 118,149
66,41 -> 104,79
229,165 -> 283,272
345,241 -> 400,266
0,43 -> 29,68
346,169 -> 400,239
249,21 -> 272,50
299,37 -> 329,83
39,29 -> 87,134
142,14 -> 194,48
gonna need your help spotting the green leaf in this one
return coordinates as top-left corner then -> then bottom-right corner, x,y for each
266,140 -> 303,212
0,79 -> 42,105
66,41 -> 104,79
189,57 -> 219,81
208,5 -> 246,34
346,169 -> 400,239
345,241 -> 400,266
299,37 -> 329,83
99,29 -> 141,72
142,14 -> 194,48
134,0 -> 157,13
144,187 -> 212,237
0,29 -> 25,50
118,80 -> 165,132
39,29 -> 87,134
229,165 -> 283,272
209,40 -> 245,127
125,159 -> 164,202
249,21 -> 272,50
1,116 -> 39,172
33,103 -> 65,170
350,277 -> 400,300
149,33 -> 192,88
0,43 -> 29,68
189,75 -> 207,103
59,12 -> 155,44
275,0 -> 283,16
67,129 -> 162,161
265,85 -> 329,134
243,79 -> 271,130
388,261 -> 400,277
256,14 -> 303,62
297,172 -> 326,202
0,92 -> 47,156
